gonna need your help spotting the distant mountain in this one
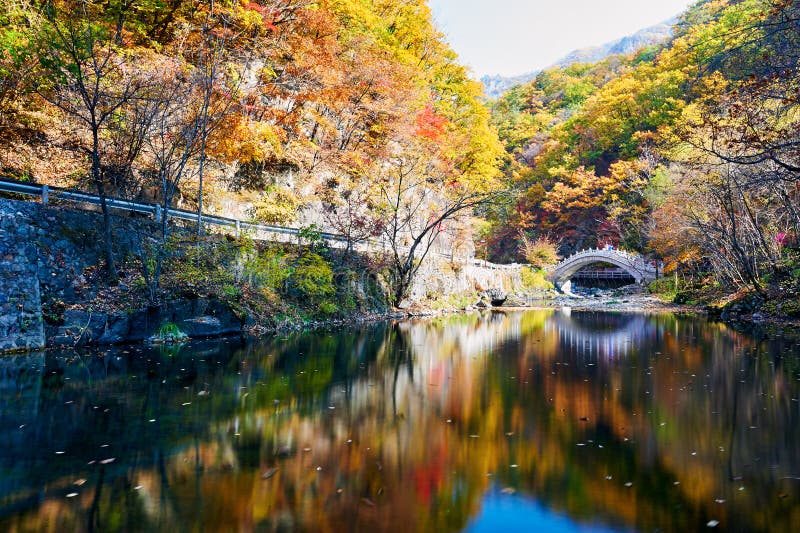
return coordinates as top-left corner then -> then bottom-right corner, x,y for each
480,18 -> 677,99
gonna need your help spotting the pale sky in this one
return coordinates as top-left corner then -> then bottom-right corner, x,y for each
429,0 -> 696,77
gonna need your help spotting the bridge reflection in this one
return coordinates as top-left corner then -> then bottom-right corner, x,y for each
397,309 -> 660,364
547,309 -> 654,358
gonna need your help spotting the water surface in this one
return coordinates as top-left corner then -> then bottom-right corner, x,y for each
1,310 -> 799,531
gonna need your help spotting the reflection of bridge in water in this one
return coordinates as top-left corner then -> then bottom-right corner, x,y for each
546,309 -> 654,358
398,309 -> 659,362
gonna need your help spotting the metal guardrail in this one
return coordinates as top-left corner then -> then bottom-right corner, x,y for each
0,178 -> 522,271
0,177 -> 350,242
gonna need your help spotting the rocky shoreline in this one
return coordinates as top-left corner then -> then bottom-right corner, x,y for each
13,286 -> 791,353
26,290 -> 695,352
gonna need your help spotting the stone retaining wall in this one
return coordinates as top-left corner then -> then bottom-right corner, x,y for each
0,198 -> 137,353
0,207 -> 44,352
407,258 -> 522,305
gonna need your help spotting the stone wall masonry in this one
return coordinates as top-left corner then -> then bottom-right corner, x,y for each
406,256 -> 524,307
0,207 -> 45,352
0,198 -> 143,353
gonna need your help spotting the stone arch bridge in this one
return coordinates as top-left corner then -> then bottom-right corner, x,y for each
546,248 -> 660,293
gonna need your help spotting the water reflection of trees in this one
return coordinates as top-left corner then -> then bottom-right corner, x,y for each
0,312 -> 799,531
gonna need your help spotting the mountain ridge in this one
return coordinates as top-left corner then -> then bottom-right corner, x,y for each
480,18 -> 677,99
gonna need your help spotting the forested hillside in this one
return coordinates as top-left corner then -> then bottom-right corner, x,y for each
488,0 -> 800,309
0,0 -> 502,246
2,0 -> 799,315
0,0 -> 506,305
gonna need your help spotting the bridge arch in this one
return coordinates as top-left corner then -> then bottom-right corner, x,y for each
546,249 -> 658,293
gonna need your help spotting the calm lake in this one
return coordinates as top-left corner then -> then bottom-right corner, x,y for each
1,310 -> 799,532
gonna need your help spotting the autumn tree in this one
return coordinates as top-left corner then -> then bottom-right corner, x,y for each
135,56 -> 229,301
34,0 -> 153,281
318,173 -> 385,254
0,1 -> 37,132
518,233 -> 559,269
377,138 -> 503,304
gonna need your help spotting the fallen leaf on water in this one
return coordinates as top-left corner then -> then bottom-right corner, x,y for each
625,482 -> 633,487
501,487 -> 516,495
100,458 -> 115,464
261,467 -> 278,480
707,520 -> 719,528
74,479 -> 86,486
66,493 -> 78,498
361,498 -> 376,507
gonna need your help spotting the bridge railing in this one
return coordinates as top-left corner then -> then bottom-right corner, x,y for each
571,269 -> 637,279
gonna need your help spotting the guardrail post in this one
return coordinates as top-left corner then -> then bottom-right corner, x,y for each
235,220 -> 241,237
41,185 -> 49,205
154,204 -> 162,223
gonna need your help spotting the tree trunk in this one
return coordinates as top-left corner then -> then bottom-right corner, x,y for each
92,130 -> 117,282
99,194 -> 118,282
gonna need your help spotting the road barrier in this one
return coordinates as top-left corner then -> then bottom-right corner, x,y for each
0,177 -> 521,271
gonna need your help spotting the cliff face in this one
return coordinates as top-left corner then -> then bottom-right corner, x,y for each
481,18 -> 675,99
